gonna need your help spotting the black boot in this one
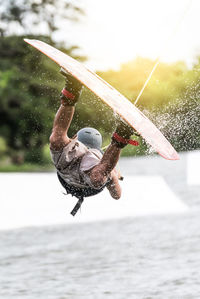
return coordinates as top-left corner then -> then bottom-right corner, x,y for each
60,68 -> 83,106
112,119 -> 139,148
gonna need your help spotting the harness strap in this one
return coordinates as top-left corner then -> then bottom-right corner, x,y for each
71,197 -> 84,216
57,172 -> 106,216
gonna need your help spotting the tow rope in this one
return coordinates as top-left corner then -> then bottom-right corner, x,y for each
134,0 -> 194,106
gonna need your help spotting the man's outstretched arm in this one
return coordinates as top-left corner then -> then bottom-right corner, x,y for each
49,73 -> 82,151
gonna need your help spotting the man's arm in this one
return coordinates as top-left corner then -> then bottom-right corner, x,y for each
49,73 -> 82,151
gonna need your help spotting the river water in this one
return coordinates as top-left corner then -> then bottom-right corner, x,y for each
0,152 -> 200,298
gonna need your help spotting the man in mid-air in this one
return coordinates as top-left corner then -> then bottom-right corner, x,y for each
50,71 -> 138,215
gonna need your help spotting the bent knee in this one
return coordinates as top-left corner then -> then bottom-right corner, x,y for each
49,133 -> 69,151
49,133 -> 56,145
49,133 -> 59,149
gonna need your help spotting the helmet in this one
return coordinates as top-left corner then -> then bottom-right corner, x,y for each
77,127 -> 102,150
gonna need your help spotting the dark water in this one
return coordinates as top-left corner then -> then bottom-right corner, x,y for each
1,211 -> 200,299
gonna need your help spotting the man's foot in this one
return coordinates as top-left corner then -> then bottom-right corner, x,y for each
112,118 -> 139,148
115,119 -> 134,139
60,68 -> 83,106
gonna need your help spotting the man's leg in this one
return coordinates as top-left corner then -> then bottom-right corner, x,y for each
89,121 -> 134,187
49,73 -> 82,151
50,104 -> 74,151
89,143 -> 121,187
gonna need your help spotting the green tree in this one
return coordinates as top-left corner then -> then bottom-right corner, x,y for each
0,0 -> 87,165
0,35 -> 87,164
0,0 -> 84,36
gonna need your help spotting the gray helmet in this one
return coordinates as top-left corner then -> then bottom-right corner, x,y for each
77,127 -> 102,150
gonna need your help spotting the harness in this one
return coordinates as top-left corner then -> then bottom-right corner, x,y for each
57,172 -> 106,216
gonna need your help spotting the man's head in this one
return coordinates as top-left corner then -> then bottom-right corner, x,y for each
77,127 -> 102,150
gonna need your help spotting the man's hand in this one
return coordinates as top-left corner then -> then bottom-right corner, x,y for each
106,167 -> 122,199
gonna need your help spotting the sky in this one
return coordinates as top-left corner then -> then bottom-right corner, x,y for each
56,0 -> 200,71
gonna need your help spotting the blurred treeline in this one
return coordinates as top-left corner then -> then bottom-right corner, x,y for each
0,0 -> 200,169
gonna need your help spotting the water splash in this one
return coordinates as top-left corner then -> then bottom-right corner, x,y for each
142,81 -> 200,152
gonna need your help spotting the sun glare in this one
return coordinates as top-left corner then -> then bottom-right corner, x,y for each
60,0 -> 199,71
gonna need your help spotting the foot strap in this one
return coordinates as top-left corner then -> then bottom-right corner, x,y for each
60,88 -> 77,106
61,88 -> 75,100
112,132 -> 139,146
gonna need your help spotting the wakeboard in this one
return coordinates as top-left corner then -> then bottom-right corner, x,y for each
24,39 -> 179,160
